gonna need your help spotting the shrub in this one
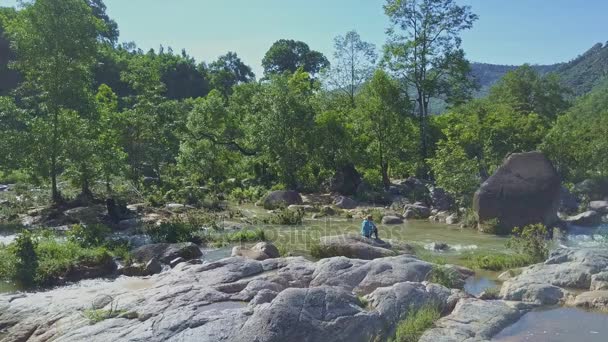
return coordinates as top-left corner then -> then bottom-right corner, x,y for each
356,295 -> 369,309
392,304 -> 441,342
506,224 -> 549,263
265,209 -> 304,225
10,231 -> 38,287
460,208 -> 478,228
426,265 -> 461,288
67,224 -> 111,248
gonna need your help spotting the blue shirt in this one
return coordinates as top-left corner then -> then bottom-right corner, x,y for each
361,220 -> 375,236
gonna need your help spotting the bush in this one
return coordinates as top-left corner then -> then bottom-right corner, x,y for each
391,304 -> 441,342
426,265 -> 461,288
264,208 -> 304,225
506,224 -> 549,263
10,231 -> 38,287
464,252 -> 532,271
67,224 -> 111,248
229,186 -> 266,204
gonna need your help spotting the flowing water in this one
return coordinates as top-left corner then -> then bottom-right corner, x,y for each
493,307 -> 608,342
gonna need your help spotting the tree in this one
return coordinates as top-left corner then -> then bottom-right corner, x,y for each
6,0 -> 99,202
355,70 -> 413,189
251,69 -> 317,188
86,0 -> 119,44
325,30 -> 377,105
383,0 -> 478,175
489,65 -> 570,119
262,39 -> 329,78
208,52 -> 255,97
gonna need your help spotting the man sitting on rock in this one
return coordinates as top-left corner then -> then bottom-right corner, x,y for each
361,215 -> 379,239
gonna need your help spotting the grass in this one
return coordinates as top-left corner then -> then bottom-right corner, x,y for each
391,304 -> 442,342
463,251 -> 533,271
356,295 -> 369,309
426,265 -> 461,288
0,231 -> 114,287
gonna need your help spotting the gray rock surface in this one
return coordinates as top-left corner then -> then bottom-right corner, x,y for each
568,290 -> 608,310
473,151 -> 561,233
317,235 -> 398,260
419,299 -> 530,342
382,215 -> 404,225
589,200 -> 608,214
231,242 -> 280,260
430,187 -> 454,211
263,190 -> 303,210
131,242 -> 203,264
333,196 -> 357,209
403,202 -> 431,219
591,271 -> 608,290
566,210 -> 602,226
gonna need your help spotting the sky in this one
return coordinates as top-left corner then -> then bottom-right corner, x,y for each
1,0 -> 607,77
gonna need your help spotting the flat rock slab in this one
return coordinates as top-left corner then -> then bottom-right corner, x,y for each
318,234 -> 398,260
419,299 -> 530,342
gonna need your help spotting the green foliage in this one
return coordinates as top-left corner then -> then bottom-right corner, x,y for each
265,209 -> 305,225
144,220 -> 201,244
391,304 -> 441,342
66,224 -> 111,248
506,224 -> 549,263
464,252 -> 532,271
426,265 -> 461,289
10,231 -> 38,286
542,86 -> 608,182
356,295 -> 369,309
262,39 -> 329,78
229,186 -> 266,204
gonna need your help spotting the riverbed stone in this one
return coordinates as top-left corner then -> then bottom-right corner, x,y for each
382,215 -> 403,225
403,202 -> 431,219
591,271 -> 608,291
419,299 -> 530,342
566,210 -> 602,227
131,242 -> 203,264
589,200 -> 608,214
334,196 -> 357,209
568,290 -> 608,310
263,190 -> 303,209
317,235 -> 397,260
473,151 -> 561,233
231,242 -> 280,261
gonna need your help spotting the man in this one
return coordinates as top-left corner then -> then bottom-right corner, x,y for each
361,215 -> 379,239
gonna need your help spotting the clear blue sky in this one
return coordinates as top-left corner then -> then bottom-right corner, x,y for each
1,0 -> 607,77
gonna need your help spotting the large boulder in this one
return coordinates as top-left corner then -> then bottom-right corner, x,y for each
333,196 -> 357,209
381,215 -> 404,225
263,190 -> 303,210
63,205 -> 106,225
403,202 -> 431,219
559,186 -> 580,214
232,242 -> 281,261
317,235 -> 398,260
327,164 -> 362,196
473,152 -> 561,233
131,242 -> 202,264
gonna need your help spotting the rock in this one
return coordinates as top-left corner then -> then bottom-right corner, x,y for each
566,210 -> 602,227
419,299 -> 530,342
403,202 -> 431,219
117,218 -> 139,230
328,164 -> 362,196
430,242 -> 450,251
165,203 -> 194,212
591,272 -> 608,291
430,187 -> 454,211
333,196 -> 357,209
131,242 -> 202,264
317,235 -> 398,260
569,290 -> 608,311
287,204 -> 316,212
169,257 -> 185,268
473,151 -> 561,233
320,205 -> 336,216
117,263 -> 146,277
232,242 -> 280,261
263,190 -> 303,210
144,258 -> 162,275
559,186 -> 580,214
500,248 -> 608,305
445,213 -> 459,225
589,200 -> 608,214
573,178 -> 608,201
63,205 -> 106,225
381,215 -> 403,225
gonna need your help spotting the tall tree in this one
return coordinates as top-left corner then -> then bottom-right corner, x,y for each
208,52 -> 255,97
6,0 -> 99,202
326,30 -> 377,105
262,39 -> 329,78
86,0 -> 119,44
355,70 -> 413,189
383,0 -> 478,175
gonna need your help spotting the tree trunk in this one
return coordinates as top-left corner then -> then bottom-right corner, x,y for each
50,110 -> 62,204
381,161 -> 390,190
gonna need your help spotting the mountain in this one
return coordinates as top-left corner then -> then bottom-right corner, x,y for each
470,42 -> 608,97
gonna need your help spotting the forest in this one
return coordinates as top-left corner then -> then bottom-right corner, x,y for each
0,0 -> 606,210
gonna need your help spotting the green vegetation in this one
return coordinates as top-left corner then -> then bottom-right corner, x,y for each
0,230 -> 113,287
506,224 -> 550,263
426,265 -> 461,289
391,304 -> 442,342
463,252 -> 532,271
262,208 -> 305,225
356,295 -> 369,309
